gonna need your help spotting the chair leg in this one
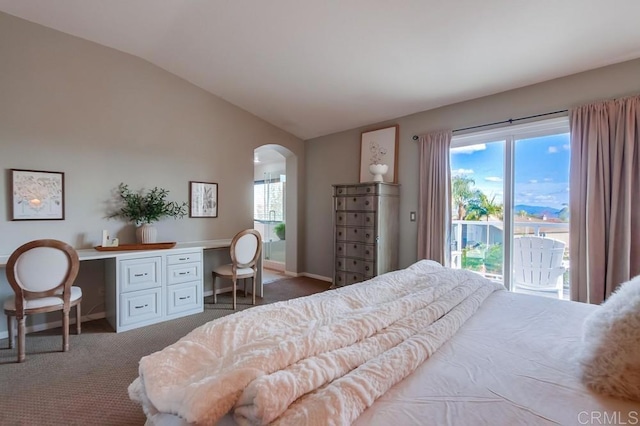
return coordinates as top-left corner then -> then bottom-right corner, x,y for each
62,310 -> 70,352
7,315 -> 14,349
212,273 -> 217,304
252,277 -> 256,305
76,303 -> 82,335
17,317 -> 25,363
232,278 -> 237,310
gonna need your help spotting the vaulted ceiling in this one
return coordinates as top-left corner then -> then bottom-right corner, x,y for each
1,1 -> 639,139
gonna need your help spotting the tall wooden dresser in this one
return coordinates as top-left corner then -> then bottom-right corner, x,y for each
332,182 -> 399,287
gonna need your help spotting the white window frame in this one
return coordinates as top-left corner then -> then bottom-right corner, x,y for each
450,116 -> 570,290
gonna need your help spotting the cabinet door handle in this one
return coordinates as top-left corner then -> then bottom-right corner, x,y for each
134,304 -> 149,309
178,257 -> 189,261
178,271 -> 190,276
134,273 -> 148,277
179,296 -> 191,300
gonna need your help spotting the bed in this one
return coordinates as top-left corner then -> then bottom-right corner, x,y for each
129,260 -> 640,425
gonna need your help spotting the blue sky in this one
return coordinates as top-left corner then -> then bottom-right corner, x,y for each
451,133 -> 570,209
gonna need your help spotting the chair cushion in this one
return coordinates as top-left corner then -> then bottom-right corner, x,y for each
3,286 -> 82,312
213,264 -> 255,278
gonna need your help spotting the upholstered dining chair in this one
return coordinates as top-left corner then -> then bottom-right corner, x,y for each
212,229 -> 262,310
4,239 -> 82,362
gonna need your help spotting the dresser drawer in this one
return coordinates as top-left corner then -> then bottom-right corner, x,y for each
334,271 -> 365,286
120,257 -> 162,293
346,243 -> 376,261
344,227 -> 376,244
346,272 -> 365,285
337,257 -> 375,275
167,262 -> 202,285
167,251 -> 203,265
354,185 -> 376,195
335,196 -> 348,211
166,282 -> 202,316
346,196 -> 376,211
119,288 -> 162,326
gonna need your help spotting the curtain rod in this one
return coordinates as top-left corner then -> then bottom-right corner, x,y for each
411,109 -> 568,140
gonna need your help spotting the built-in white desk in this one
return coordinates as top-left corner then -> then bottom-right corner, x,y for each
0,239 -> 234,267
0,239 -> 263,334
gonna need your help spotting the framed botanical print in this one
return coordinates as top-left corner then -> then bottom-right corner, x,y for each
359,125 -> 399,183
189,181 -> 218,218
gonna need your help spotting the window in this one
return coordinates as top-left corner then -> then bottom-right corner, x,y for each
450,117 -> 570,298
253,174 -> 285,222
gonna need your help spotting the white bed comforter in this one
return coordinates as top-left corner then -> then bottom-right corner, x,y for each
129,260 -> 503,425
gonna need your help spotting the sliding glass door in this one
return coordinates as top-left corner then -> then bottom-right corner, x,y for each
449,118 -> 570,298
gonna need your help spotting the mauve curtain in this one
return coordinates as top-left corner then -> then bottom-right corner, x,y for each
569,94 -> 640,304
417,130 -> 452,265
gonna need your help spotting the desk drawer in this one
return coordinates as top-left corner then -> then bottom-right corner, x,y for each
167,262 -> 202,285
120,257 -> 162,293
119,288 -> 162,326
167,251 -> 203,265
166,282 -> 201,316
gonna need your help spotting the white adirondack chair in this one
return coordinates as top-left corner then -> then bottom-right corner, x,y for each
512,236 -> 566,298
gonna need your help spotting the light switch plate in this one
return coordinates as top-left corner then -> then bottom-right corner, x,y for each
410,212 -> 416,222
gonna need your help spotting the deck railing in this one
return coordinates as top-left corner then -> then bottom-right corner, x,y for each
451,220 -> 570,298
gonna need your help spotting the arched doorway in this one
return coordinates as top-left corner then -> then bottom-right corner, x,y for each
253,145 -> 298,277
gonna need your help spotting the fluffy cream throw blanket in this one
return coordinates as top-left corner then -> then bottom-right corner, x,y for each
129,260 -> 502,425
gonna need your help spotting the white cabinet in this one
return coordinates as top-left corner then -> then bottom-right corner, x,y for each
105,248 -> 203,332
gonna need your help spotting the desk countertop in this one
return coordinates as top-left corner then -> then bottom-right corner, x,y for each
0,239 -> 233,267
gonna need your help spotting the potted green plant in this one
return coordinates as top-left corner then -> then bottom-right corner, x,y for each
274,222 -> 285,240
109,183 -> 188,243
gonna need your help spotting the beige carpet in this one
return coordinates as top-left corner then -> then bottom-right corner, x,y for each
0,276 -> 330,426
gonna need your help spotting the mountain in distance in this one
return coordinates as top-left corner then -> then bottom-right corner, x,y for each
514,204 -> 565,219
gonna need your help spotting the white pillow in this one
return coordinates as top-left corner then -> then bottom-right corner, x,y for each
579,275 -> 640,401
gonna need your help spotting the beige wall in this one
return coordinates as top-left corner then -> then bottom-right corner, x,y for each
305,58 -> 640,279
0,12 -> 304,334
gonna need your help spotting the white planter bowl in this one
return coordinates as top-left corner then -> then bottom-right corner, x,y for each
369,164 -> 389,182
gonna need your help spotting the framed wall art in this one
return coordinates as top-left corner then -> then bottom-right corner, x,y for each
359,124 -> 399,183
11,169 -> 65,220
189,181 -> 218,218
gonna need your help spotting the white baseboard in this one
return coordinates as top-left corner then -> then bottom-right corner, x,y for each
0,312 -> 106,340
263,260 -> 285,272
301,272 -> 333,282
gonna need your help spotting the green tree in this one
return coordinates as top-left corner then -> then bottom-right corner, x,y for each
466,193 -> 503,221
452,176 -> 477,220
